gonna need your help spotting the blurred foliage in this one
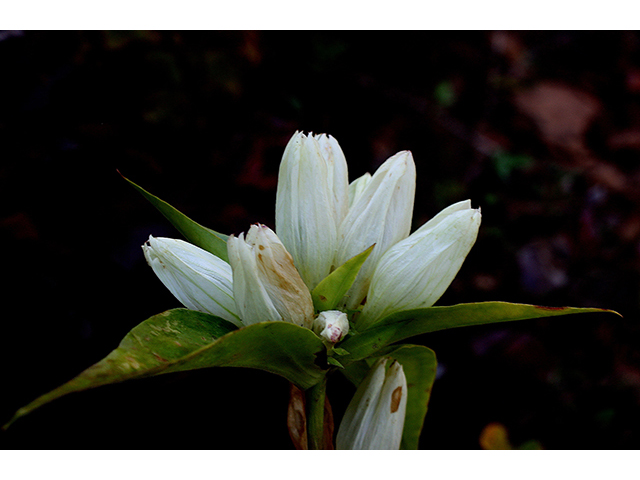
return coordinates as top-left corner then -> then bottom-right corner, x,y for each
2,31 -> 640,449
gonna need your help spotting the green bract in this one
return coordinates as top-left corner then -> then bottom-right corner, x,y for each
4,133 -> 620,451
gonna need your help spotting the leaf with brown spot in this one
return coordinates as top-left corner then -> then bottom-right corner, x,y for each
339,301 -> 620,363
4,309 -> 327,429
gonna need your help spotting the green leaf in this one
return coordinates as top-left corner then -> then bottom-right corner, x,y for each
340,302 -> 620,363
340,345 -> 436,450
327,357 -> 344,369
311,245 -> 374,311
434,80 -> 456,107
4,309 -> 327,429
340,359 -> 371,386
492,151 -> 534,181
331,347 -> 349,356
121,173 -> 230,262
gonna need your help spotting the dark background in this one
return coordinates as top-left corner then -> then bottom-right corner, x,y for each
2,31 -> 640,449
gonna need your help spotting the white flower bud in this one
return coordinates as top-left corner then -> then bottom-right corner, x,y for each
312,310 -> 349,344
275,131 -> 348,290
347,172 -> 372,209
142,236 -> 241,327
336,358 -> 408,450
316,133 -> 349,223
336,151 -> 416,310
227,224 -> 315,328
358,201 -> 481,330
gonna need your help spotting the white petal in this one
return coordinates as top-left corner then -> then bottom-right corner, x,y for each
227,232 -> 282,325
362,360 -> 407,450
316,133 -> 349,224
347,172 -> 372,208
228,225 -> 315,328
359,203 -> 481,329
142,236 -> 241,326
336,358 -> 387,450
336,151 -> 416,310
275,132 -> 344,290
336,358 -> 408,450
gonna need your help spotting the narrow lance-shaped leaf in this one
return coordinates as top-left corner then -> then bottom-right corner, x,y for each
340,344 -> 436,450
4,309 -> 327,429
120,173 -> 230,262
340,302 -> 620,363
311,245 -> 374,312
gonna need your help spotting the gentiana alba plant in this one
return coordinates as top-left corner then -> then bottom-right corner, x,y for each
3,131 -> 620,449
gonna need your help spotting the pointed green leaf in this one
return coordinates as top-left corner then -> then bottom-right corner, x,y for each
327,357 -> 345,369
331,347 -> 349,356
121,173 -> 230,262
340,344 -> 436,450
340,302 -> 620,363
4,309 -> 327,429
311,245 -> 374,311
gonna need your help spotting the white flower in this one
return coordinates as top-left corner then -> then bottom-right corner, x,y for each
357,200 -> 481,330
142,236 -> 241,327
335,151 -> 416,310
227,224 -> 315,328
336,358 -> 408,450
316,133 -> 349,223
273,131 -> 481,330
347,172 -> 372,208
275,132 -> 348,290
275,132 -> 421,312
145,131 -> 481,335
144,225 -> 314,329
312,310 -> 349,344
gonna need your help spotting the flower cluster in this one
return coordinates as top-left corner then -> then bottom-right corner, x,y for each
142,131 -> 481,448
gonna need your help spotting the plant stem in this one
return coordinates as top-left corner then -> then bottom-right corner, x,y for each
306,376 -> 327,449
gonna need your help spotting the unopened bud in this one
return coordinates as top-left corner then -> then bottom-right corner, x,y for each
312,310 -> 349,344
227,224 -> 315,328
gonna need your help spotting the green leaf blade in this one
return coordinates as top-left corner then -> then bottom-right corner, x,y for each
121,173 -> 230,262
4,309 -> 327,429
340,301 -> 620,363
311,245 -> 374,311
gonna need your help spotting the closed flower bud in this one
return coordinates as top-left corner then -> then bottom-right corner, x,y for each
276,132 -> 348,290
358,201 -> 481,330
336,358 -> 408,450
312,310 -> 349,344
227,224 -> 315,328
347,172 -> 372,208
142,236 -> 241,327
336,151 -> 416,310
316,133 -> 349,223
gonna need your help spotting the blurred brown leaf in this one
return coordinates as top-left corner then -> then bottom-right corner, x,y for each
515,81 -> 600,149
287,384 -> 334,450
287,384 -> 308,450
516,81 -> 633,199
479,422 -> 512,450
